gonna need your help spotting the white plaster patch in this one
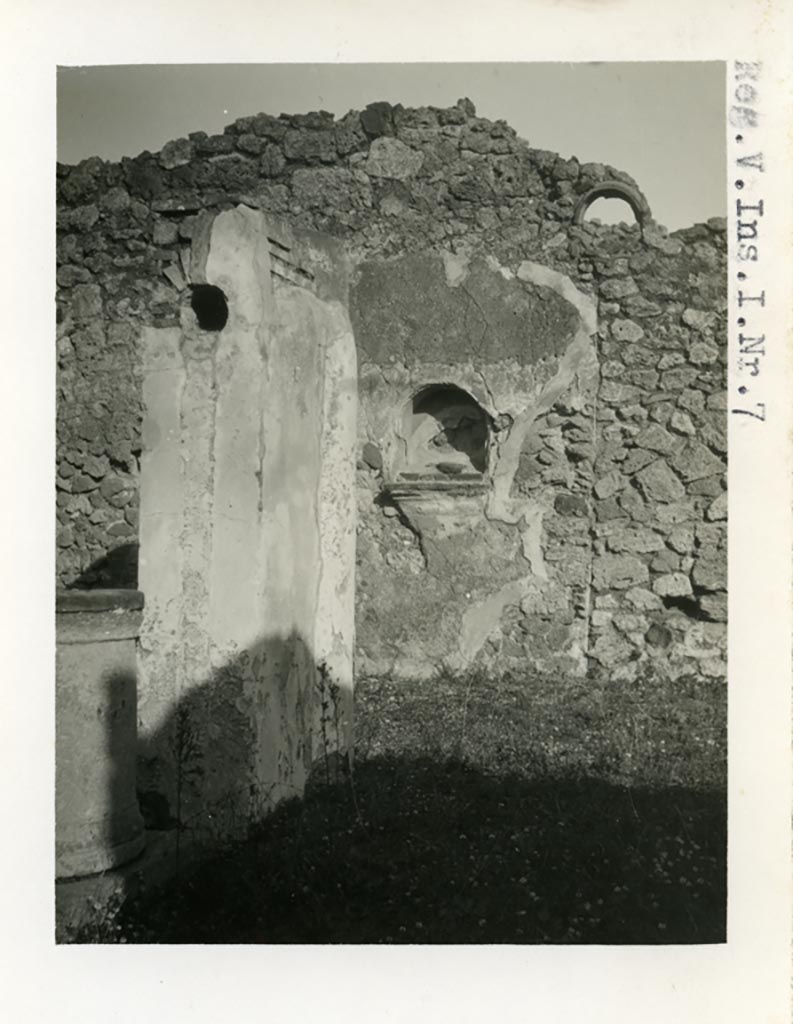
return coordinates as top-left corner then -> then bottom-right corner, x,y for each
138,325 -> 186,736
519,506 -> 548,580
485,253 -> 515,280
442,250 -> 471,288
315,301 -> 358,720
454,577 -> 531,670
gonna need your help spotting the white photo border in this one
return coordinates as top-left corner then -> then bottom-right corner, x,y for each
2,4 -> 792,1023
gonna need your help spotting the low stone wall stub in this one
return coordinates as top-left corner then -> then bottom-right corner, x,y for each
56,590 -> 146,879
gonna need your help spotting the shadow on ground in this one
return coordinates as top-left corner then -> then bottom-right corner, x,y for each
115,753 -> 725,945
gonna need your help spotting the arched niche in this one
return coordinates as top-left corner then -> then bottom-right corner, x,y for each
572,180 -> 652,229
399,384 -> 490,479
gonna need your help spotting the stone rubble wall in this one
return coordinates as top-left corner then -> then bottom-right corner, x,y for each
586,225 -> 727,681
56,97 -> 726,681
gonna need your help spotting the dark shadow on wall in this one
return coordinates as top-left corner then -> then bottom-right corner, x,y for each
134,629 -> 349,846
68,542 -> 139,589
104,669 -> 146,858
56,629 -> 350,943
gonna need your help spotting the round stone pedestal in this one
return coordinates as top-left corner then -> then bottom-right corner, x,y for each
56,589 -> 146,879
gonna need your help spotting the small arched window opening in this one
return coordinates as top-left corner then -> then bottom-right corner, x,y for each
401,385 -> 490,478
580,196 -> 639,227
572,180 -> 652,229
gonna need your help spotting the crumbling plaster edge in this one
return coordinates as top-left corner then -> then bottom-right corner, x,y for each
454,257 -> 598,673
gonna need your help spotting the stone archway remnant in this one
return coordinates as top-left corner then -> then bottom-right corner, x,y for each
572,179 -> 653,228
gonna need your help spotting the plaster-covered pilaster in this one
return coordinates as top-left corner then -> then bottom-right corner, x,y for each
137,206 -> 357,832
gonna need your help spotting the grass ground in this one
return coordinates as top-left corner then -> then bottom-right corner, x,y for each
111,668 -> 727,944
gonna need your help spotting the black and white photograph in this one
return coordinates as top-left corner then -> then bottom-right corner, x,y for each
2,4 -> 792,1023
54,61 -> 729,945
